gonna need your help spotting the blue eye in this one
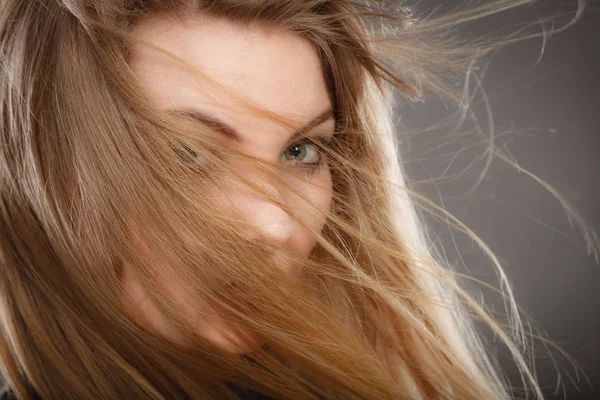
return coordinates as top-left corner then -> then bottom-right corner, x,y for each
177,137 -> 333,173
281,137 -> 332,172
282,141 -> 319,163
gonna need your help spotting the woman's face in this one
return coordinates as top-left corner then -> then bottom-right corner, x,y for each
124,14 -> 334,353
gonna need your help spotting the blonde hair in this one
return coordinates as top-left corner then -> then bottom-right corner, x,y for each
0,0 -> 596,399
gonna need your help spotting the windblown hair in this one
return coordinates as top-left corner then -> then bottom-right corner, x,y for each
0,0 -> 595,399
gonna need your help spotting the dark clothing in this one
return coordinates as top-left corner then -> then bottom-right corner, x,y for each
0,390 -> 40,400
0,386 -> 276,399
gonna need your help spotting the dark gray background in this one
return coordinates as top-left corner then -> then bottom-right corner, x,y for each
398,1 -> 599,398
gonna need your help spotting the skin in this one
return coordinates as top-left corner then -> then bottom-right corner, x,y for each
124,13 -> 335,354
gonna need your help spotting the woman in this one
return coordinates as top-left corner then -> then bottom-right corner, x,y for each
0,0 -> 594,399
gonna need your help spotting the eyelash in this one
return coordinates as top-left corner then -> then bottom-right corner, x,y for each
281,136 -> 333,174
177,136 -> 333,174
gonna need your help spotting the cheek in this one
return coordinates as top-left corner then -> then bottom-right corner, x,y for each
121,222 -> 265,354
119,224 -> 203,345
287,170 -> 333,255
120,265 -> 187,345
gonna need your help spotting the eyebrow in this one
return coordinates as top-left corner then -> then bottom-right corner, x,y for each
167,107 -> 334,144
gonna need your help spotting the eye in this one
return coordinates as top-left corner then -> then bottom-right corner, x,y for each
174,143 -> 208,167
175,137 -> 333,173
280,137 -> 331,169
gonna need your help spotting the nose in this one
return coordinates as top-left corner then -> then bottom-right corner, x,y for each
228,185 -> 295,245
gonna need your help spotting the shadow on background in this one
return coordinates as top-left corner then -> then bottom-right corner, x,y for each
398,1 -> 599,398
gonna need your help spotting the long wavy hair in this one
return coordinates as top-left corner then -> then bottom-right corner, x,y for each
0,0 -> 595,399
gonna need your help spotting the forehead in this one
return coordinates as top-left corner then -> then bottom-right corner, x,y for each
128,14 -> 332,133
